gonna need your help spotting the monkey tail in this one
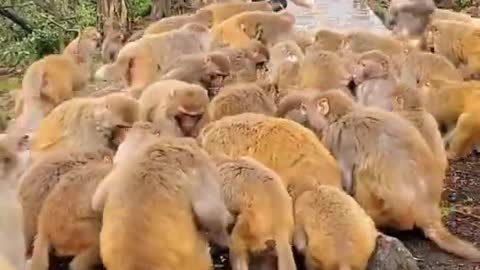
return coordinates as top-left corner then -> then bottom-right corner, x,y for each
275,235 -> 297,270
275,92 -> 311,117
29,233 -> 50,270
422,219 -> 480,262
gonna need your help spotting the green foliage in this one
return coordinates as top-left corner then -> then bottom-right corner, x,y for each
130,0 -> 151,18
454,0 -> 471,10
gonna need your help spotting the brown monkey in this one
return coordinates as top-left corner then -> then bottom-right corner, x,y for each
294,185 -> 378,270
313,29 -> 345,52
63,27 -> 101,65
216,40 -> 270,84
351,50 -> 398,110
208,82 -> 276,121
216,156 -> 296,270
284,89 -> 480,261
268,40 -> 304,80
95,23 -> 211,97
384,0 -> 435,38
389,84 -> 448,171
419,78 -> 480,159
138,80 -> 209,137
144,9 -> 213,36
198,113 -> 341,199
15,54 -> 88,133
17,148 -> 113,257
0,133 -> 30,270
211,10 -> 296,48
101,25 -> 126,64
160,52 -> 231,98
199,1 -> 273,27
290,30 -> 315,53
29,160 -> 113,270
399,50 -> 463,87
31,94 -> 139,156
424,20 -> 480,79
300,49 -> 352,93
92,126 -> 232,270
431,8 -> 475,23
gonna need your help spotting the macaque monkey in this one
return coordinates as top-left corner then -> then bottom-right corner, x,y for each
29,160 -> 113,270
208,82 -> 276,121
424,20 -> 480,79
0,134 -> 31,270
211,10 -> 296,48
63,27 -> 101,79
101,22 -> 126,64
144,9 -> 214,36
419,78 -> 480,159
431,8 -> 475,23
191,0 -> 248,9
294,185 -> 378,270
313,29 -> 345,52
199,1 -> 273,27
290,30 -> 315,52
384,0 -> 435,38
283,89 -> 480,261
216,40 -> 270,84
399,50 -> 463,88
198,113 -> 341,199
31,94 -> 139,156
95,23 -> 211,97
138,80 -> 209,137
216,156 -> 296,270
351,50 -> 398,110
389,84 -> 448,171
18,148 -> 113,257
160,52 -> 231,98
300,49 -> 352,93
92,126 -> 232,270
15,54 -> 88,133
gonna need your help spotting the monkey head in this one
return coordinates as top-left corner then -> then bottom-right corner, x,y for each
194,9 -> 214,28
101,93 -> 140,146
390,84 -> 425,111
181,23 -> 212,51
314,29 -> 345,52
385,0 -> 435,38
166,85 -> 210,137
0,134 -> 31,185
245,40 -> 270,75
200,52 -> 231,98
81,27 -> 102,48
352,50 -> 392,85
237,11 -> 296,47
114,121 -> 162,164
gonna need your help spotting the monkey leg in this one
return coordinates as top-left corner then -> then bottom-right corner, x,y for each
29,233 -> 49,270
22,212 -> 36,258
293,224 -> 307,253
229,225 -> 250,270
446,112 -> 479,159
69,244 -> 101,270
275,234 -> 297,270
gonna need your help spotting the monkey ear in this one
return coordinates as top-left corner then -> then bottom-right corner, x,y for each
316,98 -> 330,116
299,103 -> 308,116
395,96 -> 404,110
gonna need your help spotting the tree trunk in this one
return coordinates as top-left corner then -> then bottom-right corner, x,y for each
150,0 -> 195,21
97,0 -> 130,35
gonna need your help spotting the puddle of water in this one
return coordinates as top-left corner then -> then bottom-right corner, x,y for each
287,0 -> 388,33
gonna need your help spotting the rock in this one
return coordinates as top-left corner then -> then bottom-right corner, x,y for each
367,233 -> 420,270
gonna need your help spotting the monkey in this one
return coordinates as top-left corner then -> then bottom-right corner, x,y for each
191,0 -> 247,9
91,125 -> 232,270
424,20 -> 480,80
15,54 -> 89,134
29,160 -> 113,270
63,27 -> 101,79
199,1 -> 273,27
350,50 -> 398,110
95,23 -> 211,98
278,89 -> 480,261
294,185 -> 378,270
388,84 -> 448,172
431,8 -> 475,23
138,80 -> 209,137
0,133 -> 31,270
313,29 -> 345,52
290,30 -> 315,53
268,40 -> 304,80
101,22 -> 126,64
17,147 -> 113,257
160,52 -> 231,98
418,78 -> 480,159
300,49 -> 352,93
215,155 -> 296,270
198,113 -> 341,200
208,82 -> 276,121
30,93 -> 139,156
384,0 -> 435,38
144,9 -> 214,36
211,10 -> 296,48
215,40 -> 270,84
399,50 -> 463,88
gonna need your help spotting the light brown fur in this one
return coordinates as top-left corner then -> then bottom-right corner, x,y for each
101,26 -> 125,64
313,29 -> 345,52
144,9 -> 214,35
208,82 -> 276,121
294,185 -> 378,270
285,89 -> 480,261
63,27 -> 101,79
138,80 -> 209,137
199,1 -> 273,27
198,113 -> 341,199
30,160 -> 113,270
92,126 -> 231,270
216,156 -> 296,270
95,23 -> 211,97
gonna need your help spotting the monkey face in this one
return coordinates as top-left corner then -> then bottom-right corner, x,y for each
174,111 -> 204,137
352,57 -> 389,85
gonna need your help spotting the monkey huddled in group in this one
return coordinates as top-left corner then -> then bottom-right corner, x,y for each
5,1 -> 480,270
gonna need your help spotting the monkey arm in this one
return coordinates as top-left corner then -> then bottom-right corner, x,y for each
91,171 -> 117,212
